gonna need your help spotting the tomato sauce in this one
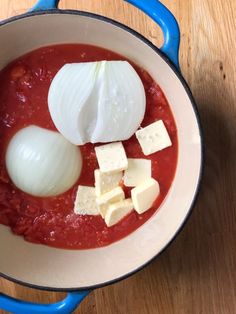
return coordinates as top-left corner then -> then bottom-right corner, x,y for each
0,44 -> 178,249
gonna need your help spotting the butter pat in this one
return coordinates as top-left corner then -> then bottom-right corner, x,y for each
95,142 -> 128,173
136,120 -> 172,155
74,185 -> 99,215
131,178 -> 160,214
94,169 -> 122,196
105,199 -> 133,227
96,186 -> 125,218
123,158 -> 151,187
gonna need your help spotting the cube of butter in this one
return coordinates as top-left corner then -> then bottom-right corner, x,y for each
74,186 -> 99,215
96,186 -> 125,218
135,120 -> 172,155
123,158 -> 152,187
131,178 -> 160,214
94,169 -> 122,197
95,142 -> 128,173
105,199 -> 133,227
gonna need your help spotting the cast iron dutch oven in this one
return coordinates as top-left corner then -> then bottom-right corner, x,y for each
0,0 -> 203,313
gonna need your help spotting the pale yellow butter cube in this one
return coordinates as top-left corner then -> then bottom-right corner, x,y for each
94,169 -> 122,197
96,186 -> 125,218
131,178 -> 160,214
135,120 -> 172,155
95,142 -> 128,173
74,185 -> 99,215
123,158 -> 151,187
105,199 -> 133,227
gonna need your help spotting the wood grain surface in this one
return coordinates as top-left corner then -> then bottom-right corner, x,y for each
0,0 -> 236,313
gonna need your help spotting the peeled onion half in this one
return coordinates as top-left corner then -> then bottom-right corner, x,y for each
48,60 -> 146,145
6,125 -> 82,197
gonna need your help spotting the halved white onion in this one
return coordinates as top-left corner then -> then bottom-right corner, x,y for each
48,61 -> 146,145
6,126 -> 82,197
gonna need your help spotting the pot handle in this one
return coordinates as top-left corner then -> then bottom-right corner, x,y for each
0,291 -> 89,314
125,0 -> 180,69
30,0 -> 180,69
30,0 -> 59,11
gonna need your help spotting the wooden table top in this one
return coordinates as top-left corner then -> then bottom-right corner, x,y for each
0,0 -> 235,313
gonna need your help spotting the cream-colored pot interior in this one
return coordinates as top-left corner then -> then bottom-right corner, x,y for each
0,12 -> 202,289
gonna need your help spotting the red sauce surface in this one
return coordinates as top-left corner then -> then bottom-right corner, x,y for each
0,44 -> 178,249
